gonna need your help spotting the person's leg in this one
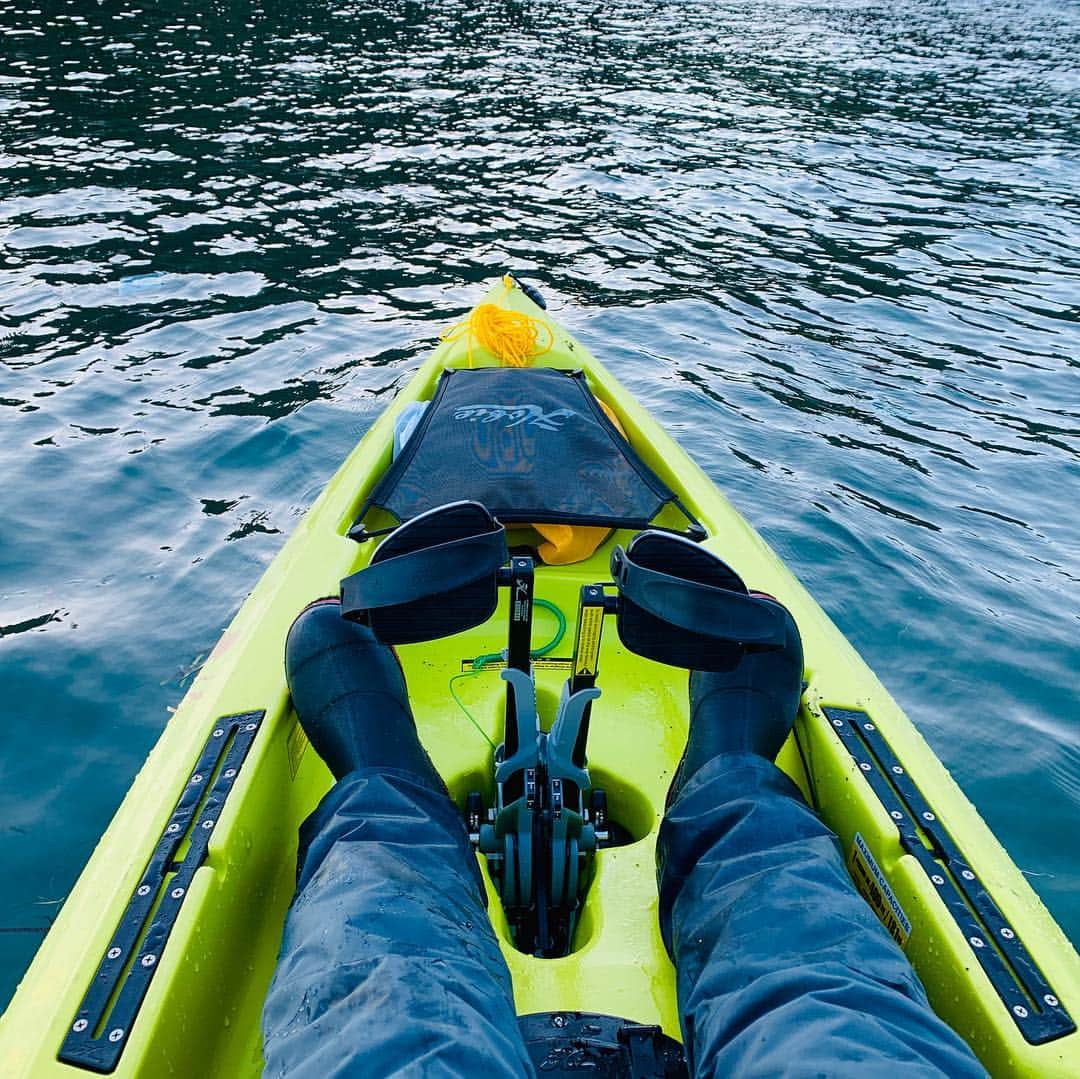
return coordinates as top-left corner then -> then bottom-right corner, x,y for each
658,602 -> 987,1078
262,601 -> 534,1079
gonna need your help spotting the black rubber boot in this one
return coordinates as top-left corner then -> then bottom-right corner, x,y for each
670,597 -> 804,800
285,599 -> 445,790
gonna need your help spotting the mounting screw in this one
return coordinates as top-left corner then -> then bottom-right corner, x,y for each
245,723 -> 257,731
107,947 -> 122,959
863,722 -> 875,731
1045,994 -> 1059,1007
171,886 -> 185,899
166,823 -> 180,835
72,1019 -> 88,1033
922,811 -> 936,822
931,874 -> 945,885
191,773 -> 203,784
859,762 -> 872,772
224,768 -> 236,779
1000,927 -> 1015,940
961,869 -> 975,881
892,765 -> 904,775
213,728 -> 224,737
970,936 -> 985,948
141,954 -> 156,968
1013,1005 -> 1029,1019
137,884 -> 151,896
890,810 -> 903,820
201,819 -> 214,829
832,718 -> 843,728
108,1028 -> 124,1043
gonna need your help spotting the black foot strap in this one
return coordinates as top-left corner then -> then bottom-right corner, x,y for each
340,500 -> 508,645
611,531 -> 788,671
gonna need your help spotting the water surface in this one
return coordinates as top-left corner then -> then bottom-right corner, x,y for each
1,0 -> 1078,1006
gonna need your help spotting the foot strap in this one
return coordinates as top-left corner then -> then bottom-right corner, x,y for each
611,540 -> 787,648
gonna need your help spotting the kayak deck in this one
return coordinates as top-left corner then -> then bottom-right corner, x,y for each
1,279 -> 1076,1077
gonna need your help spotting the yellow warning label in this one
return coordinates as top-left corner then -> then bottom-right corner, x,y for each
287,720 -> 309,780
574,604 -> 605,678
849,832 -> 912,948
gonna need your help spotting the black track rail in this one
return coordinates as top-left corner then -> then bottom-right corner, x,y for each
59,711 -> 264,1073
825,706 -> 1073,1046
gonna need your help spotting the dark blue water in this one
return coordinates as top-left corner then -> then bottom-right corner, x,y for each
1,0 -> 1078,1006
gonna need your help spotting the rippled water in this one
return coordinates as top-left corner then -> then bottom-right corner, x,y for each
1,0 -> 1078,1005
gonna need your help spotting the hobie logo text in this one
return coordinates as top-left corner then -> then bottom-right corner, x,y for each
452,404 -> 577,431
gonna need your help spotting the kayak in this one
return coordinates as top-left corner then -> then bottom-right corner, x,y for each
1,276 -> 1076,1077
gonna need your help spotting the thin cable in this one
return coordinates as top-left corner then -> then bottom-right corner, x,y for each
448,671 -> 497,749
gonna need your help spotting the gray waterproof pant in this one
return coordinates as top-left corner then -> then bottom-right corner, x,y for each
263,755 -> 986,1078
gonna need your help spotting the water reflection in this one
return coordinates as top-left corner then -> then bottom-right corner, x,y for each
1,0 -> 1078,1002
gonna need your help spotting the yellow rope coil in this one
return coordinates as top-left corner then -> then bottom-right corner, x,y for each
441,277 -> 554,367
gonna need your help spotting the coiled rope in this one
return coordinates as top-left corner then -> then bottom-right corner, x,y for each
440,276 -> 554,368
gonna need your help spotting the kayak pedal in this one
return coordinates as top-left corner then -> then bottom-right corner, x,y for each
58,711 -> 263,1073
826,707 -> 1075,1046
474,667 -> 603,958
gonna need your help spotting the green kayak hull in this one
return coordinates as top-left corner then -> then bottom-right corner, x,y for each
1,278 -> 1077,1077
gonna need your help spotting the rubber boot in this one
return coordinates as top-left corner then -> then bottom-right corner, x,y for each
285,598 -> 445,791
671,596 -> 804,800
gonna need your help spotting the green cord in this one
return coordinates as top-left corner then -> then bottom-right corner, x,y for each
531,598 -> 567,658
448,672 -> 497,749
447,597 -> 567,746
